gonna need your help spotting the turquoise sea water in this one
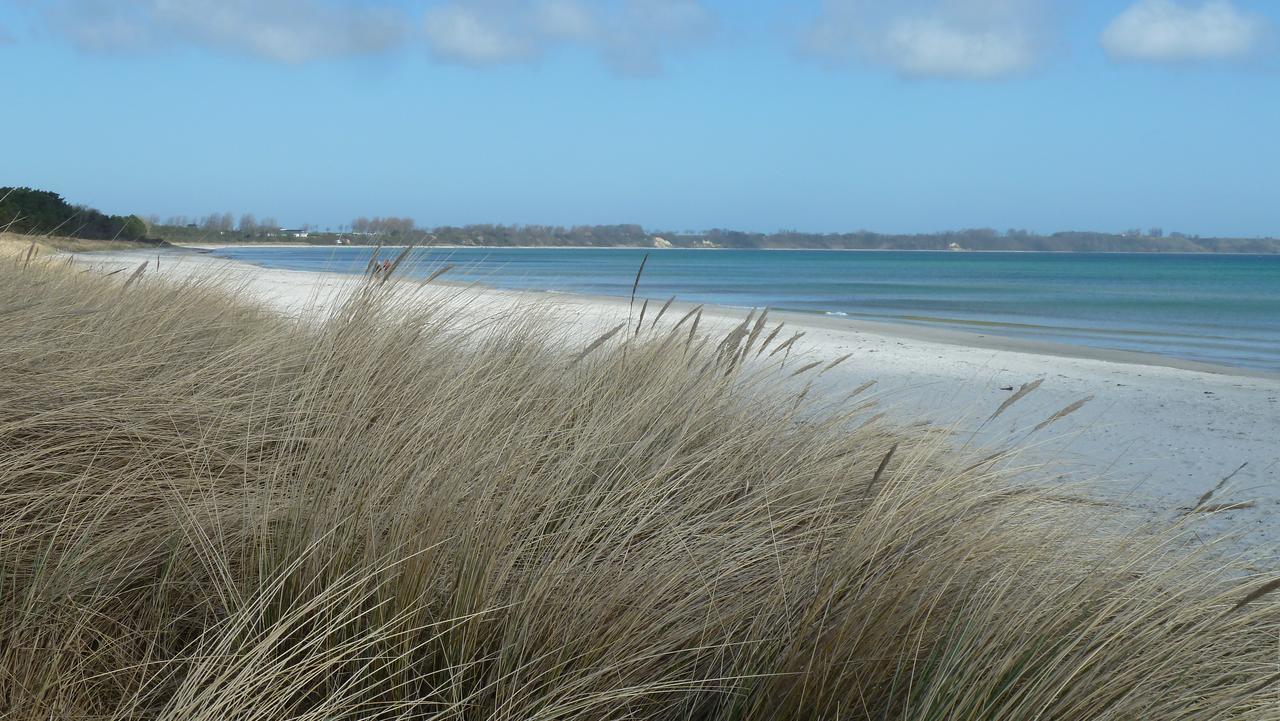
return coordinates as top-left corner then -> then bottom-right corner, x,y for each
211,247 -> 1280,373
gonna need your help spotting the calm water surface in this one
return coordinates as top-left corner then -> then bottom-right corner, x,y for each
212,247 -> 1280,373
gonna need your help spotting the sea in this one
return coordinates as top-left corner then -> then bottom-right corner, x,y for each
210,246 -> 1280,373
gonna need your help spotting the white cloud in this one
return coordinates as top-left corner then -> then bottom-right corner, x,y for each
423,0 -> 713,74
802,0 -> 1050,80
45,0 -> 407,63
1101,0 -> 1268,63
35,0 -> 713,72
881,15 -> 1037,79
535,0 -> 599,42
423,4 -> 535,65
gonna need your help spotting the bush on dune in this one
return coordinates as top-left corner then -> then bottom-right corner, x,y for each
0,256 -> 1276,720
0,187 -> 150,241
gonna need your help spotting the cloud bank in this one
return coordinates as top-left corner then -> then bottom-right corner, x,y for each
423,0 -> 714,74
803,0 -> 1050,80
30,1 -> 1275,75
45,0 -> 408,63
39,0 -> 713,73
1101,0 -> 1269,63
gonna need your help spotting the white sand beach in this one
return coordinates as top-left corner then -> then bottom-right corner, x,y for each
70,246 -> 1280,560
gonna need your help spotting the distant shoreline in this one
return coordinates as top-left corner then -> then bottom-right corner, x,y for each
177,242 -> 1280,256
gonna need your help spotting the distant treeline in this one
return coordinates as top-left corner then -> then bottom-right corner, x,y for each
164,221 -> 1278,253
428,224 -> 652,247
162,213 -> 282,234
8,187 -> 1279,253
415,225 -> 1280,253
87,217 -> 1280,254
0,188 -> 151,242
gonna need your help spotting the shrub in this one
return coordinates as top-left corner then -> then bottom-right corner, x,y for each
0,187 -> 149,241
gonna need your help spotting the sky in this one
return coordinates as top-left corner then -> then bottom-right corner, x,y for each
1,0 -> 1278,236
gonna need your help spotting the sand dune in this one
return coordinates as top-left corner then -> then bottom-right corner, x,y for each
68,245 -> 1280,560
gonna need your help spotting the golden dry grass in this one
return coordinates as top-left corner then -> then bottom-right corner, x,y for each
0,232 -> 160,258
0,254 -> 1276,719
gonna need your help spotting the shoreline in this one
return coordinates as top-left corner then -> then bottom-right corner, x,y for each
537,290 -> 1280,381
64,246 -> 1280,560
182,243 -> 1277,380
175,242 -> 1279,256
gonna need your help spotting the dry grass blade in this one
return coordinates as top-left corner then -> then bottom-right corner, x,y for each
686,308 -> 702,348
1229,577 -> 1280,614
790,360 -> 822,377
1233,672 -> 1280,707
629,253 -> 649,314
421,263 -> 456,286
823,353 -> 854,373
742,309 -> 769,358
671,304 -> 703,332
717,312 -> 753,358
635,299 -> 649,336
856,412 -> 886,430
364,239 -> 386,275
1033,396 -> 1094,433
754,321 -> 786,358
650,295 -> 676,329
962,448 -> 1012,473
989,378 -> 1044,422
866,443 -> 898,495
380,243 -> 417,284
1190,502 -> 1257,514
0,301 -> 39,316
845,380 -> 876,401
571,322 -> 626,365
1187,462 -> 1249,515
768,332 -> 805,359
122,260 -> 149,289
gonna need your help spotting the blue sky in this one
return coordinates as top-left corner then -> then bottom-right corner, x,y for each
2,0 -> 1278,236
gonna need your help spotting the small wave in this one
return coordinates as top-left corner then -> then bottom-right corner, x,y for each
825,311 -> 849,317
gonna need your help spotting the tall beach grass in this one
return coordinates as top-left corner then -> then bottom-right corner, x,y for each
0,251 -> 1276,719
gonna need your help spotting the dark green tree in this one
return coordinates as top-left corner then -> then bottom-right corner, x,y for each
0,187 -> 153,241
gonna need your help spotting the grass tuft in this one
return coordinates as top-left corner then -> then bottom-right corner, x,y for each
0,256 -> 1275,719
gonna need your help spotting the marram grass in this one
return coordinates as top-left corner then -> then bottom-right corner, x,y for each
0,253 -> 1276,720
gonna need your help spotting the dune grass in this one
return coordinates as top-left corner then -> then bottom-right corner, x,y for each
0,254 -> 1276,720
0,232 -> 162,256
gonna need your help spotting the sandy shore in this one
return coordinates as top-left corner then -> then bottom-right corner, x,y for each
67,246 -> 1280,560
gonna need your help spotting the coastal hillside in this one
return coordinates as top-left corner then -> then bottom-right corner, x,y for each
1,251 -> 1276,719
